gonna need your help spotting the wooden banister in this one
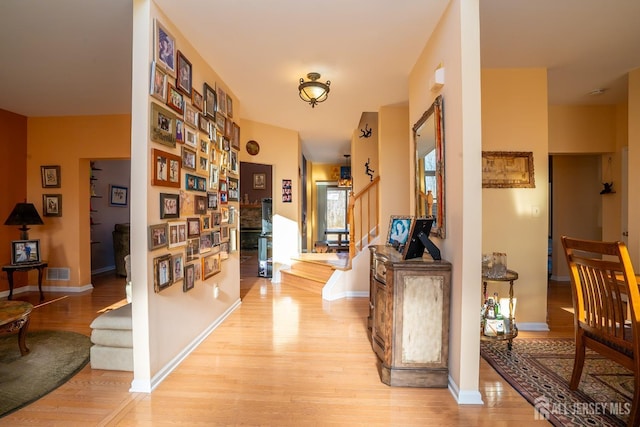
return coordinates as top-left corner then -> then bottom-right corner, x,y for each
347,176 -> 380,263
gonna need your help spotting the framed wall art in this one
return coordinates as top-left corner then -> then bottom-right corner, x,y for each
207,191 -> 218,210
227,177 -> 239,202
153,253 -> 173,293
192,89 -> 204,112
185,127 -> 197,148
168,220 -> 187,248
185,173 -> 206,192
175,118 -> 184,144
150,102 -> 176,147
43,194 -> 62,217
166,83 -> 184,115
11,239 -> 40,264
148,223 -> 168,250
154,19 -> 176,77
231,122 -> 240,150
202,253 -> 221,279
181,146 -> 196,171
160,193 -> 180,219
217,85 -> 227,116
172,253 -> 184,283
187,217 -> 201,238
176,50 -> 192,96
184,103 -> 198,129
198,155 -> 208,176
109,185 -> 128,207
150,61 -> 167,102
482,151 -> 535,188
153,149 -> 181,188
183,263 -> 196,292
198,116 -> 210,134
203,82 -> 217,120
194,194 -> 207,214
186,238 -> 200,262
200,232 -> 213,253
226,94 -> 233,118
41,165 -> 61,188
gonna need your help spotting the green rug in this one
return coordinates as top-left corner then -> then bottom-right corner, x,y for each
481,338 -> 632,426
0,330 -> 91,417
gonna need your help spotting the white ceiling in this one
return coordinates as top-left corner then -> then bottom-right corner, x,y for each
1,0 -> 639,164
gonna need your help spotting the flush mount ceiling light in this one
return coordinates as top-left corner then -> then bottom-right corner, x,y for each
298,72 -> 330,108
588,88 -> 607,96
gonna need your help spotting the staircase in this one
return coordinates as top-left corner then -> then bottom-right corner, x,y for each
280,255 -> 346,294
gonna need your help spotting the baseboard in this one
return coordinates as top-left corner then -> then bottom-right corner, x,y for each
517,322 -> 550,331
0,283 -> 94,299
91,265 -> 116,275
550,274 -> 569,282
129,298 -> 242,393
448,376 -> 484,404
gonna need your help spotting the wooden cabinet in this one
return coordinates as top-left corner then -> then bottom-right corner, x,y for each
368,245 -> 451,387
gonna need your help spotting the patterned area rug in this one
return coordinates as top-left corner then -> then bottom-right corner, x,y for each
481,338 -> 633,426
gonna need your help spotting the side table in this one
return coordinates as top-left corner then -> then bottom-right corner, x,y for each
0,300 -> 34,355
2,261 -> 48,301
481,269 -> 518,350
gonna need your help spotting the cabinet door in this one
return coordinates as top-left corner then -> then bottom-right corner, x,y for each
372,279 -> 388,361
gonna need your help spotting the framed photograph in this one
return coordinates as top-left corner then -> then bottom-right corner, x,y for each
184,104 -> 198,129
220,225 -> 229,242
152,149 -> 181,188
150,102 -> 176,147
227,177 -> 239,202
185,127 -> 197,148
175,118 -> 184,144
176,50 -> 192,96
11,239 -> 40,264
186,238 -> 200,262
154,19 -> 176,77
226,94 -> 233,118
192,88 -> 204,111
199,116 -> 210,134
166,83 -> 184,115
198,155 -> 208,176
150,61 -> 167,102
181,146 -> 197,171
172,253 -> 184,283
386,216 -> 413,249
231,122 -> 240,150
153,253 -> 173,293
209,164 -> 219,190
200,232 -> 213,253
109,185 -> 128,207
224,115 -> 233,139
168,220 -> 187,248
201,215 -> 211,231
160,193 -> 180,219
148,223 -> 168,250
183,263 -> 196,292
203,83 -> 217,119
187,217 -> 201,238
482,151 -> 535,188
43,194 -> 62,217
229,150 -> 239,175
207,191 -> 218,210
194,195 -> 207,214
212,212 -> 222,226
217,86 -> 227,116
41,165 -> 61,188
202,253 -> 221,279
253,173 -> 266,190
185,173 -> 206,192
221,206 -> 229,223
282,179 -> 292,203
216,112 -> 226,133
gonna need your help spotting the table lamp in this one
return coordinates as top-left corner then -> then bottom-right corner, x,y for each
4,202 -> 44,240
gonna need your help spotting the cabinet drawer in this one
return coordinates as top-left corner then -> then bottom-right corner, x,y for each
374,258 -> 387,283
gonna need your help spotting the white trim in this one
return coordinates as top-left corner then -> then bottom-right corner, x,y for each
550,275 -> 569,282
91,265 -> 116,275
517,322 -> 550,331
129,298 -> 241,393
448,376 -> 484,404
0,283 -> 94,299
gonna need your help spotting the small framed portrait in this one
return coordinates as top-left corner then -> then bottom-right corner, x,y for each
217,85 -> 227,116
198,155 -> 208,175
227,177 -> 239,202
220,225 -> 229,243
172,253 -> 184,283
209,164 -> 219,190
160,193 -> 180,219
166,83 -> 184,115
201,215 -> 211,231
184,104 -> 198,129
212,212 -> 222,226
207,191 -> 218,210
41,165 -> 61,188
192,89 -> 204,112
203,83 -> 217,120
229,150 -> 239,175
231,122 -> 240,150
175,118 -> 184,144
109,185 -> 128,207
387,215 -> 413,249
282,179 -> 292,203
148,223 -> 169,250
187,217 -> 201,238
216,112 -> 226,133
154,19 -> 176,77
43,194 -> 62,217
253,173 -> 266,190
153,253 -> 173,293
168,220 -> 187,248
226,94 -> 233,118
185,128 -> 197,148
224,115 -> 233,139
183,263 -> 196,292
152,149 -> 181,189
194,195 -> 207,214
186,238 -> 200,262
150,102 -> 176,148
181,147 -> 196,171
185,173 -> 206,192
150,61 -> 167,102
176,50 -> 192,96
202,253 -> 221,279
200,232 -> 213,253
11,239 -> 40,265
199,116 -> 210,134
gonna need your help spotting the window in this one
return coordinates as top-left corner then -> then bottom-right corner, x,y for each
326,187 -> 348,237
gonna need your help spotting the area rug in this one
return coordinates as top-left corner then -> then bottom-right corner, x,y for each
481,338 -> 633,426
0,330 -> 91,417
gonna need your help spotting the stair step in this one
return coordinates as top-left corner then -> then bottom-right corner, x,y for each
290,261 -> 334,282
280,269 -> 325,294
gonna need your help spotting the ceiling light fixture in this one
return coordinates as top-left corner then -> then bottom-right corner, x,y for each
588,88 -> 607,96
298,72 -> 330,108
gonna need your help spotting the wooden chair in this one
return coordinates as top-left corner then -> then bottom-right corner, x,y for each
561,236 -> 640,426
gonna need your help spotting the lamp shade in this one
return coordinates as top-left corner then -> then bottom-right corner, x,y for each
298,72 -> 330,108
4,202 -> 44,240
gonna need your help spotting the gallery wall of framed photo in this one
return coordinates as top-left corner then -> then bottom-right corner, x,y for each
149,17 -> 240,294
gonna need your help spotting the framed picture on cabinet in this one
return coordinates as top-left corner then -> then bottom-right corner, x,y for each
386,215 -> 413,249
41,165 -> 61,188
176,50 -> 192,96
11,239 -> 40,265
154,19 -> 176,77
43,194 -> 62,217
153,149 -> 181,188
153,253 -> 173,293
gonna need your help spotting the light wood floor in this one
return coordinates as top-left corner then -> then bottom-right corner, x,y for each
1,254 -> 574,426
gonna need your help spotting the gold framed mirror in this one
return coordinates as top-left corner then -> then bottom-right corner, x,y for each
413,95 -> 445,238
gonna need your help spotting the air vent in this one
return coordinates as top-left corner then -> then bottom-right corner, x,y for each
46,267 -> 70,281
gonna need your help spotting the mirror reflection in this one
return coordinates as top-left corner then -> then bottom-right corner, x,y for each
414,95 -> 445,238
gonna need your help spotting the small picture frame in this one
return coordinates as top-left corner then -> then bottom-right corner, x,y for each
185,128 -> 197,148
168,220 -> 187,248
109,185 -> 128,207
202,253 -> 221,279
153,253 -> 173,293
200,232 -> 213,253
184,104 -> 198,129
203,83 -> 217,120
172,253 -> 184,283
175,118 -> 184,144
41,165 -> 61,188
183,263 -> 196,292
231,122 -> 240,150
154,19 -> 176,77
43,194 -> 62,217
160,193 -> 180,219
150,61 -> 167,102
387,216 -> 413,249
166,83 -> 184,115
181,147 -> 196,171
226,94 -> 233,118
227,177 -> 239,202
152,149 -> 181,188
150,102 -> 176,148
11,239 -> 40,264
187,217 -> 201,238
253,173 -> 266,190
198,155 -> 208,176
176,50 -> 192,96
186,238 -> 200,262
194,195 -> 207,214
192,89 -> 204,112
185,173 -> 206,192
199,116 -> 210,134
148,223 -> 168,250
207,191 -> 218,210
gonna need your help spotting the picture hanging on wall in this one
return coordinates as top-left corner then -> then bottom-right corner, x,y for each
176,50 -> 192,96
150,102 -> 177,148
203,82 -> 217,120
183,263 -> 196,292
282,179 -> 292,203
150,61 -> 167,102
41,165 -> 61,188
153,253 -> 173,293
154,19 -> 176,77
172,253 -> 184,283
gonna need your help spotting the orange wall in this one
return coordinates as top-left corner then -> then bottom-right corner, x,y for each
0,109 -> 27,293
27,115 -> 131,287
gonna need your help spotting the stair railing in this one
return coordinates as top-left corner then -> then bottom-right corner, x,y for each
348,176 -> 380,262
